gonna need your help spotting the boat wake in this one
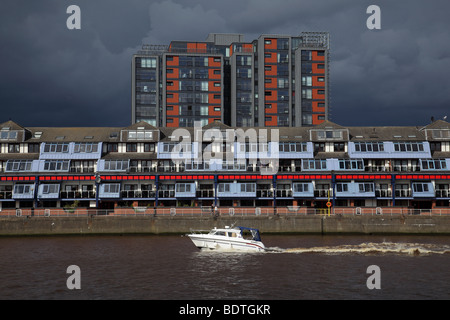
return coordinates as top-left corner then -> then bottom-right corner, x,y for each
265,242 -> 450,255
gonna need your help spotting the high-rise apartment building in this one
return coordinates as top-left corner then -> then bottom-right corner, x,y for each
132,32 -> 329,128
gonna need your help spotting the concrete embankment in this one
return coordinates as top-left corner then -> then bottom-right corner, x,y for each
1,214 -> 450,236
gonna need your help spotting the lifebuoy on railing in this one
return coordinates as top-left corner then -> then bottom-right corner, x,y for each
170,208 -> 176,216
229,208 -> 235,216
44,209 -> 51,217
16,209 -> 22,217
255,207 -> 261,216
356,207 -> 362,215
376,207 -> 383,215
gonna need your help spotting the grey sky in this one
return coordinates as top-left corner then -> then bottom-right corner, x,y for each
0,0 -> 449,127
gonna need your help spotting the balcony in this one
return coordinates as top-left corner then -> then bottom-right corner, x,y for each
158,190 -> 175,198
196,189 -> 214,198
394,189 -> 412,198
121,190 -> 156,198
0,191 -> 13,199
256,189 -> 274,198
61,191 -> 96,199
436,189 -> 450,198
276,189 -> 293,198
375,189 -> 392,197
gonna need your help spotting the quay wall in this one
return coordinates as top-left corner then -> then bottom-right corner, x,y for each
1,214 -> 450,236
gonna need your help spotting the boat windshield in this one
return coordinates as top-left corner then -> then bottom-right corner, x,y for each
237,227 -> 262,242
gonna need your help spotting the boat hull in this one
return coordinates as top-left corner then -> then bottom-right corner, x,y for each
188,234 -> 265,252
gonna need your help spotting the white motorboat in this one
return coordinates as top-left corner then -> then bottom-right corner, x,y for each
187,226 -> 266,252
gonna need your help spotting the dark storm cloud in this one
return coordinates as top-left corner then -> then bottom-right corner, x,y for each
0,0 -> 449,127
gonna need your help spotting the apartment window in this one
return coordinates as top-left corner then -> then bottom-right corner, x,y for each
5,160 -> 33,172
240,183 -> 256,193
176,183 -> 192,193
43,160 -> 70,171
393,142 -> 424,152
28,143 -> 40,153
141,58 -> 156,68
103,184 -> 120,194
412,183 -> 430,193
42,184 -> 59,194
104,160 -> 129,171
336,183 -> 349,192
278,142 -> 308,153
74,143 -> 98,153
128,130 -> 153,140
301,89 -> 312,99
314,143 -> 325,153
144,143 -> 155,152
8,144 -> 20,153
293,183 -> 310,193
301,76 -> 312,86
338,159 -> 364,170
14,185 -> 32,195
302,159 -> 327,170
420,159 -> 447,170
218,183 -> 231,193
354,142 -> 384,152
106,143 -> 118,153
43,143 -> 69,153
358,183 -> 374,193
317,64 -> 325,69
126,143 -> 137,152
334,142 -> 345,152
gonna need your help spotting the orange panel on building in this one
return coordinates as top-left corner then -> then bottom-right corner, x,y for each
265,103 -> 278,114
264,38 -> 277,50
166,117 -> 179,127
312,89 -> 325,100
209,81 -> 221,92
166,92 -> 179,104
264,78 -> 277,89
312,63 -> 325,74
264,65 -> 277,76
312,51 -> 325,61
264,52 -> 277,64
208,68 -> 221,79
312,114 -> 325,125
312,76 -> 325,87
265,115 -> 278,126
264,90 -> 277,101
209,106 -> 221,116
166,80 -> 179,91
208,93 -> 221,104
166,56 -> 179,66
166,68 -> 179,79
209,57 -> 221,67
166,106 -> 178,116
312,101 -> 325,113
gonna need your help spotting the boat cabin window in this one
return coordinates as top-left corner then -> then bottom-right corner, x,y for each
227,232 -> 237,237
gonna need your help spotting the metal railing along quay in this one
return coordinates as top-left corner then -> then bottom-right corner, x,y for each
0,207 -> 449,218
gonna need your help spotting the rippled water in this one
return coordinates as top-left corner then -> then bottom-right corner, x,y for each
0,234 -> 449,300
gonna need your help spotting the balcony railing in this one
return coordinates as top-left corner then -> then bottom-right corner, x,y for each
0,191 -> 13,199
395,189 -> 412,197
121,190 -> 156,198
196,190 -> 214,198
60,191 -> 96,199
435,190 -> 450,198
375,189 -> 392,197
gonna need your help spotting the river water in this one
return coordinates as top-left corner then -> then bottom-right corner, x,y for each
0,234 -> 449,301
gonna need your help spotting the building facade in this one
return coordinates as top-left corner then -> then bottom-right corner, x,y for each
0,119 -> 449,212
132,32 -> 330,128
